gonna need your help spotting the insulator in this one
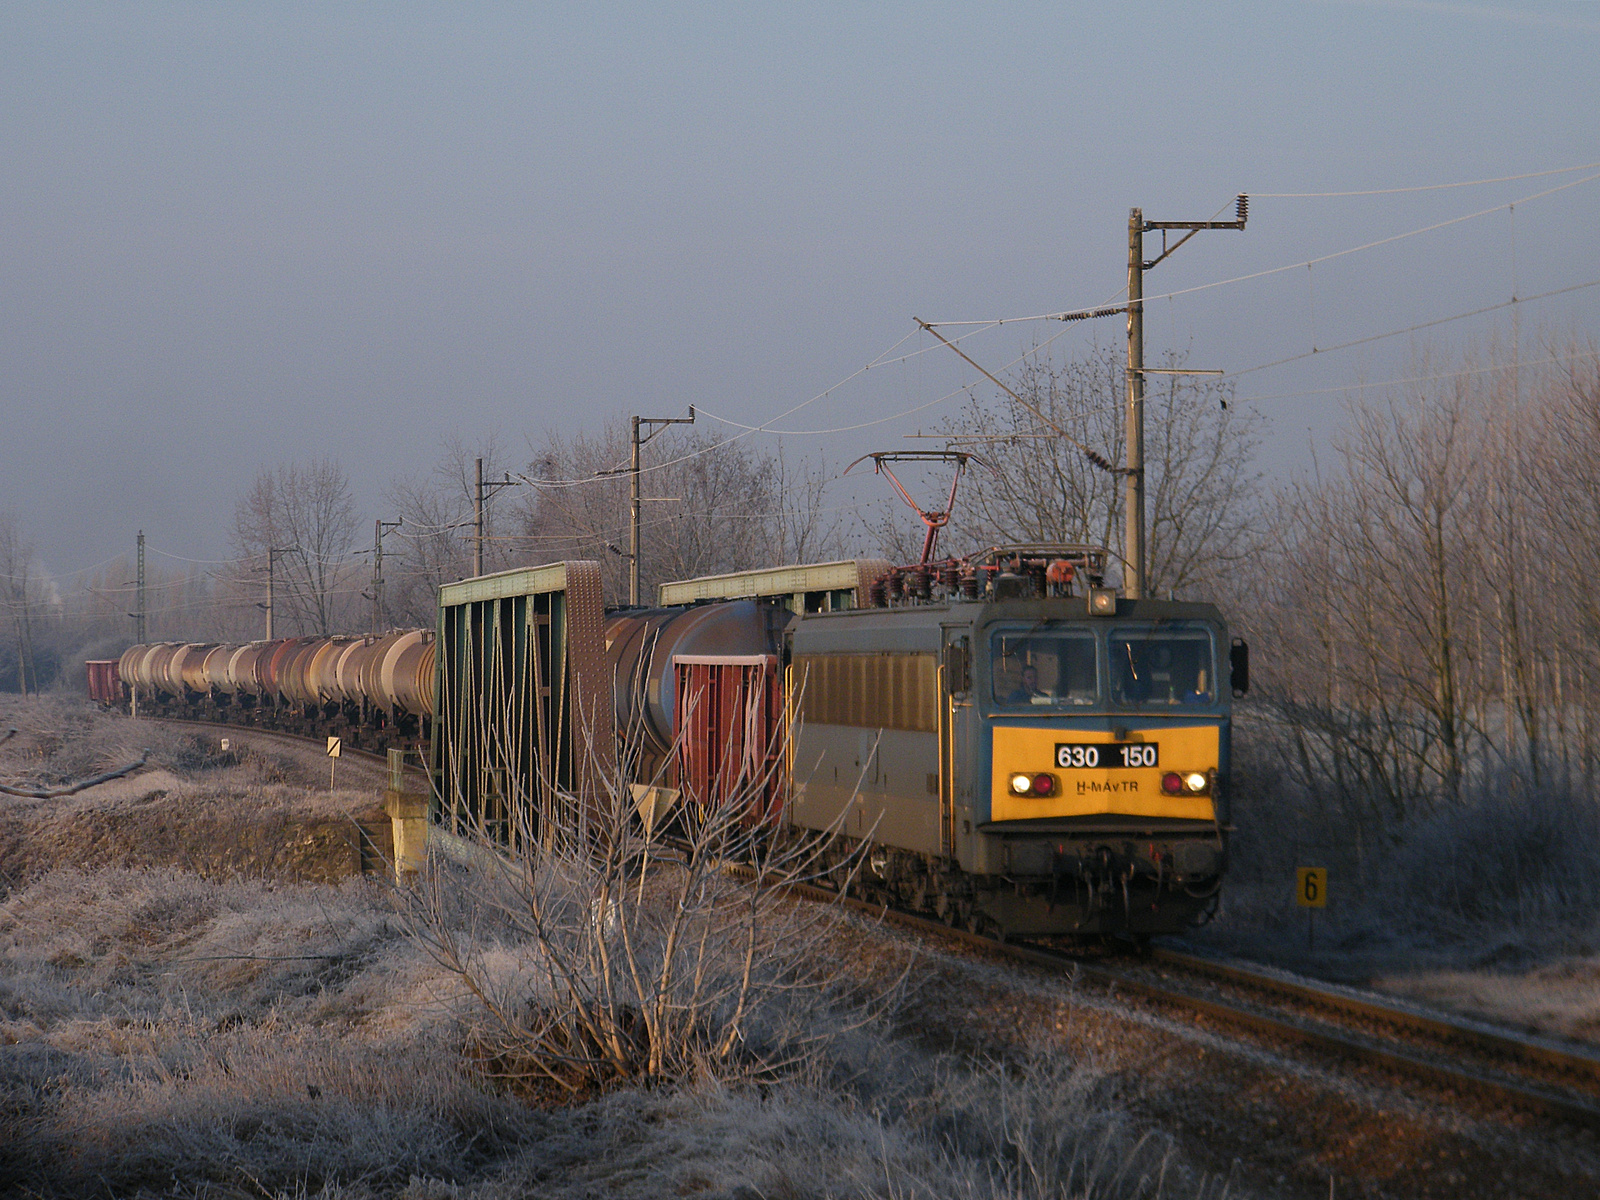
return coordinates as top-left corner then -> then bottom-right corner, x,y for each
1236,194 -> 1248,224
1046,558 -> 1076,589
886,571 -> 904,601
959,568 -> 981,600
940,563 -> 960,593
907,567 -> 931,600
868,578 -> 887,607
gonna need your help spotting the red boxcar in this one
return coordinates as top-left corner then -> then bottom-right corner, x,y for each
85,659 -> 123,707
674,654 -> 785,825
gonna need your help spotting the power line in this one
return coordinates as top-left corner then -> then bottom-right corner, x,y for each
513,324 -> 985,489
1253,159 -> 1600,198
1231,347 -> 1600,407
927,168 -> 1600,327
1220,277 -> 1600,382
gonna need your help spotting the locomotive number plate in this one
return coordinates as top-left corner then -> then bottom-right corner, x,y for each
1055,741 -> 1159,769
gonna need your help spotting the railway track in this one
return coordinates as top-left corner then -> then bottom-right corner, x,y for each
784,873 -> 1600,1133
147,715 -> 427,779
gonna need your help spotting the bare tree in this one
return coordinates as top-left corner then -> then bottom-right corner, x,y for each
941,355 -> 1124,557
1243,341 -> 1581,820
1525,336 -> 1600,779
385,435 -> 519,626
522,422 -> 841,605
1144,373 -> 1266,600
894,349 -> 1263,598
231,460 -> 361,636
772,446 -> 848,566
0,512 -> 42,692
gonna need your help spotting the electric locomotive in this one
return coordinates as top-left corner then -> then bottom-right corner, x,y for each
605,544 -> 1244,939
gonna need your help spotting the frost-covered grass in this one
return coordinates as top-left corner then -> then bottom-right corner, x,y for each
0,865 -> 1206,1199
1198,725 -> 1600,1009
0,698 -> 1224,1197
0,695 -> 388,889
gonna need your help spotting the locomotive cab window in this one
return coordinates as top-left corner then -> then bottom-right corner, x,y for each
1109,624 -> 1217,708
990,628 -> 1098,707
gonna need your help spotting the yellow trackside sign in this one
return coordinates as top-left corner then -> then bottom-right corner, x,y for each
327,736 -> 341,758
989,724 -> 1219,822
1296,867 -> 1327,908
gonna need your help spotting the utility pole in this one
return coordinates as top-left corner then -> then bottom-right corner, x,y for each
626,408 -> 695,607
1124,195 -> 1248,598
1126,209 -> 1146,600
471,457 -> 517,578
135,531 -> 146,644
372,518 -> 401,632
265,545 -> 299,640
630,419 -> 641,606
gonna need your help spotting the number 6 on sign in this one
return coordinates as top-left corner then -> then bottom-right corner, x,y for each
1296,867 -> 1327,908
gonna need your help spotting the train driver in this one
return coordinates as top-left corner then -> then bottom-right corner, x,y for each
1005,663 -> 1042,705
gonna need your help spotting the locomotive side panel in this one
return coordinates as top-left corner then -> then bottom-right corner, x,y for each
790,724 -> 942,854
788,612 -> 949,857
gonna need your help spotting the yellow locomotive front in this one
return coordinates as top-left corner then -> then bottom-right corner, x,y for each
966,603 -> 1234,937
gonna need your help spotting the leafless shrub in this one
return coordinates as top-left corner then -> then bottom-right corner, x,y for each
0,858 -> 1207,1200
405,710 -> 879,1100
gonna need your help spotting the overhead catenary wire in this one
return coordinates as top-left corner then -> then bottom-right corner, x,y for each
1251,159 -> 1600,198
1219,277 -> 1600,382
925,168 -> 1600,327
696,309 -> 1087,440
512,319 -> 1023,491
516,328 -> 922,488
1230,346 -> 1600,408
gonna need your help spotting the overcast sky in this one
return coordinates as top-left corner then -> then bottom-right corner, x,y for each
3,1 -> 1597,582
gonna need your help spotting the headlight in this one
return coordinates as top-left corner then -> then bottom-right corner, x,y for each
1162,771 -> 1212,796
1009,772 -> 1056,797
1184,772 -> 1209,794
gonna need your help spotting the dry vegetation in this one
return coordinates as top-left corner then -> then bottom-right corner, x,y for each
1,698 -> 1215,1200
0,698 -> 389,886
1202,735 -> 1600,1031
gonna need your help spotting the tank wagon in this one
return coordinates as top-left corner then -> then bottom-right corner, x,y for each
111,630 -> 437,752
590,546 -> 1246,939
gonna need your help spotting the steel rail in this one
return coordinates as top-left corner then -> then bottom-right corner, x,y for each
143,715 -> 426,777
762,874 -> 1600,1132
1151,945 -> 1600,1089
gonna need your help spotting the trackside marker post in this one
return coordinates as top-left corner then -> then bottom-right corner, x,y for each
327,736 -> 340,789
1297,867 -> 1327,950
